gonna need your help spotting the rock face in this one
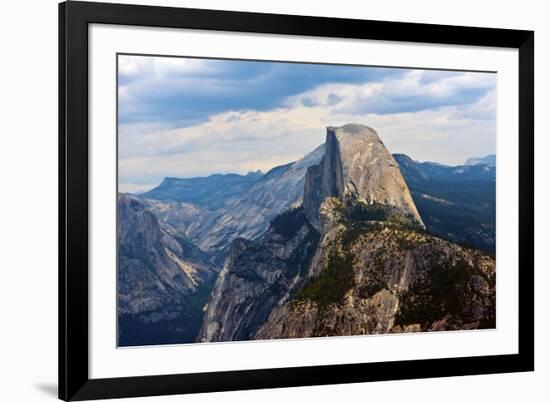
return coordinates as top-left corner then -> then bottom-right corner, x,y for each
140,198 -> 216,244
198,123 -> 495,343
117,194 -> 219,346
304,125 -> 423,228
198,207 -> 319,342
256,198 -> 495,340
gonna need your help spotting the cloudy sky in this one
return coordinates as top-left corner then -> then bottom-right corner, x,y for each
118,55 -> 496,193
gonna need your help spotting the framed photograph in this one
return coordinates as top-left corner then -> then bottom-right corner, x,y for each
59,1 -> 534,400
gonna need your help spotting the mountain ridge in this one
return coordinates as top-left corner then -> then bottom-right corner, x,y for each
393,153 -> 495,252
142,171 -> 263,210
465,154 -> 496,166
139,145 -> 325,252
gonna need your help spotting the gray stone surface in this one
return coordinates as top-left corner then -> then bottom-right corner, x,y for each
117,194 -> 219,341
304,124 -> 424,228
197,208 -> 319,342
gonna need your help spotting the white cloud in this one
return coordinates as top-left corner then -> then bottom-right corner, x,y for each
450,88 -> 497,120
118,69 -> 496,193
285,70 -> 496,115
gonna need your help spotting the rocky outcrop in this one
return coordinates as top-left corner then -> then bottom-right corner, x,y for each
197,238 -> 288,342
117,194 -> 219,346
256,198 -> 495,340
304,124 -> 423,228
198,207 -> 320,342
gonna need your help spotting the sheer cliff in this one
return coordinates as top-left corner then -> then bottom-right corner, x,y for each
197,207 -> 319,342
304,125 -> 423,228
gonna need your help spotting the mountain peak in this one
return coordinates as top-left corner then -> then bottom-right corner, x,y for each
464,154 -> 496,166
327,123 -> 380,141
304,124 -> 424,228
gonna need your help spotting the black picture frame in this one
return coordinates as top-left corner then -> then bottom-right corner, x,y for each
59,1 -> 534,400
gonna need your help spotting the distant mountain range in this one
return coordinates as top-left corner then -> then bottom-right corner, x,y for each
394,153 -> 495,183
464,154 -> 496,166
142,171 -> 263,210
393,154 -> 495,252
119,124 -> 496,346
139,145 -> 325,252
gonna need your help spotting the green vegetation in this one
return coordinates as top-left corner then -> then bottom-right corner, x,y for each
296,250 -> 354,307
295,197 -> 423,307
336,196 -> 425,248
342,198 -> 388,223
395,252 -> 495,328
392,230 -> 430,251
357,251 -> 387,298
288,190 -> 495,330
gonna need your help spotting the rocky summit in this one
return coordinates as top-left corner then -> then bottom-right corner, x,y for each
304,124 -> 423,228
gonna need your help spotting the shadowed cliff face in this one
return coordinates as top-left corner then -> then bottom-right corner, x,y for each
304,124 -> 424,228
197,207 -> 320,342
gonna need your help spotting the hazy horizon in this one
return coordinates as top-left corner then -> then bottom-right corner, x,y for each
124,148 -> 497,195
118,55 -> 497,193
